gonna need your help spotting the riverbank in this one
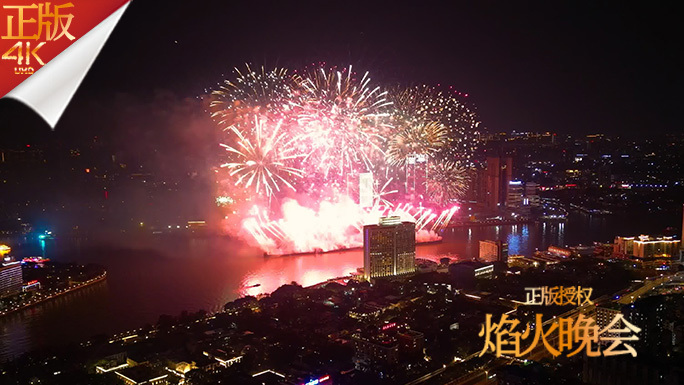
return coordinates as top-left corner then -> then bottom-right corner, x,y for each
444,218 -> 536,228
0,272 -> 107,318
263,238 -> 443,257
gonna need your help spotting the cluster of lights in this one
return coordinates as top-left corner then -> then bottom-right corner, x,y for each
0,272 -> 106,316
215,195 -> 235,206
303,375 -> 330,385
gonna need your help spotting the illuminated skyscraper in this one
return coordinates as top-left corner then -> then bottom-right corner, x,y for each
363,216 -> 416,280
506,180 -> 524,208
405,153 -> 428,197
479,240 -> 508,263
0,261 -> 22,298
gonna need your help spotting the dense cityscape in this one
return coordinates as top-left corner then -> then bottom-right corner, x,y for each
2,131 -> 681,236
1,126 -> 682,384
0,2 -> 682,385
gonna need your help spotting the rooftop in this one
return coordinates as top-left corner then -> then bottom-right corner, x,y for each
116,365 -> 167,384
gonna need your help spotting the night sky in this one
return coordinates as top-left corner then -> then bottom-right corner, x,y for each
0,1 -> 680,144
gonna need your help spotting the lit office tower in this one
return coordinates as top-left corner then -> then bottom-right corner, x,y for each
363,216 -> 416,280
0,261 -> 22,298
479,240 -> 509,263
506,181 -> 524,208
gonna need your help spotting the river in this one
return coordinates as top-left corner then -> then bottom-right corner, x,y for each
0,212 -> 677,361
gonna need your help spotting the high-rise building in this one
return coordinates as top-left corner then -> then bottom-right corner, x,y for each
506,180 -> 524,208
524,182 -> 541,207
352,332 -> 399,371
594,305 -> 622,341
484,155 -> 513,209
352,323 -> 424,374
363,216 -> 416,280
0,261 -> 22,298
479,240 -> 508,263
623,294 -> 683,359
405,154 -> 429,197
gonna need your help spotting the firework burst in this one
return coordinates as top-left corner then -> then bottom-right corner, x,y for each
373,178 -> 398,207
208,64 -> 483,254
386,121 -> 448,166
390,85 -> 479,165
426,161 -> 470,206
210,65 -> 298,129
220,116 -> 304,199
294,66 -> 393,178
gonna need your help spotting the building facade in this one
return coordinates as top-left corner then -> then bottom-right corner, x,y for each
614,235 -> 681,258
363,217 -> 416,280
479,240 -> 508,263
506,181 -> 524,208
524,182 -> 541,207
0,261 -> 22,298
484,155 -> 513,209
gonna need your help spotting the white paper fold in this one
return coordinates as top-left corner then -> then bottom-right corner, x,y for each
4,2 -> 130,128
